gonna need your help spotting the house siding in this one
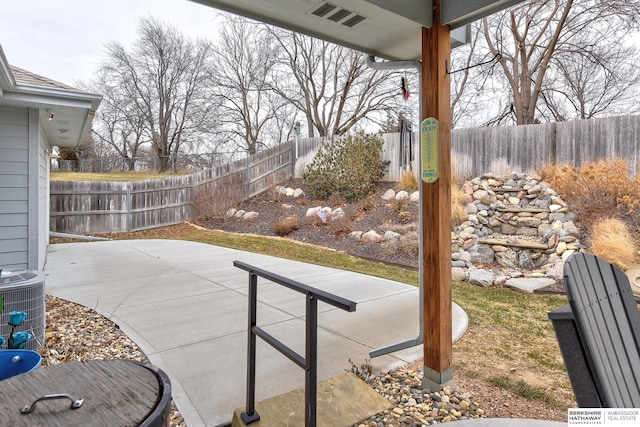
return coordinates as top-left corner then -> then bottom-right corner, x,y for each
0,105 -> 30,270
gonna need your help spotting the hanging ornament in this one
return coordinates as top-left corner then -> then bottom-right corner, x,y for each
400,76 -> 409,100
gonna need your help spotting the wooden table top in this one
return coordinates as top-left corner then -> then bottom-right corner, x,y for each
0,359 -> 161,426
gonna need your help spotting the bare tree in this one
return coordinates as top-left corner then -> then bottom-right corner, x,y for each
541,35 -> 640,121
449,22 -> 506,128
210,18 -> 289,156
102,17 -> 213,171
87,69 -> 148,170
481,0 -> 640,125
266,26 -> 403,137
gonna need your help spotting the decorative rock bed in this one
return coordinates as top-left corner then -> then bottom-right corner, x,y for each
226,174 -> 583,290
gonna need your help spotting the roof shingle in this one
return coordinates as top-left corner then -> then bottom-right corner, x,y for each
10,65 -> 77,91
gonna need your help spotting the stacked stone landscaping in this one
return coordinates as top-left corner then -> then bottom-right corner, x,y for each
376,172 -> 580,291
451,172 -> 580,290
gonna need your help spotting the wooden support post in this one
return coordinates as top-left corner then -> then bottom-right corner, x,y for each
420,0 -> 454,391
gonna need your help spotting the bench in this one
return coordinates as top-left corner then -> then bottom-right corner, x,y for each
548,252 -> 640,407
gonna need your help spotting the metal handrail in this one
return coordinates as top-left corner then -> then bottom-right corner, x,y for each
234,260 -> 357,426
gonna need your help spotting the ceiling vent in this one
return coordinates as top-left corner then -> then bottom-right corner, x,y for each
309,2 -> 367,28
311,2 -> 337,17
342,14 -> 366,28
328,8 -> 351,22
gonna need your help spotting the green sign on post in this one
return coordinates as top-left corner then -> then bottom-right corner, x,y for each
421,117 -> 439,183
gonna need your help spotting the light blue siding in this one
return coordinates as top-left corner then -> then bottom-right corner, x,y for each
0,161 -> 29,175
0,105 -> 30,270
0,200 -> 28,214
0,187 -> 28,200
0,148 -> 28,162
0,225 -> 28,239
0,175 -> 28,187
0,213 -> 28,226
0,238 -> 27,252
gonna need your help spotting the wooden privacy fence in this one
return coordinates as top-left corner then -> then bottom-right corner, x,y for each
382,114 -> 640,182
50,142 -> 293,234
51,115 -> 640,234
50,176 -> 194,234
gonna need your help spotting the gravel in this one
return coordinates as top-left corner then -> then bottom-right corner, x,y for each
356,367 -> 486,426
42,295 -> 187,427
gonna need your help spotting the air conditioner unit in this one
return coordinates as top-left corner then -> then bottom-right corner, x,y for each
0,271 -> 46,351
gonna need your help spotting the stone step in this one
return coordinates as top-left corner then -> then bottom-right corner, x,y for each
231,372 -> 391,427
479,237 -> 548,250
490,187 -> 526,193
505,277 -> 556,293
497,207 -> 550,213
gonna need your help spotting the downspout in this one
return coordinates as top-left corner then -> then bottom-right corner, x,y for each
365,55 -> 421,75
366,55 -> 425,358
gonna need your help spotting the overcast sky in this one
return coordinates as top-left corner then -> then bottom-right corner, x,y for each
3,1 -> 640,91
0,0 -> 223,87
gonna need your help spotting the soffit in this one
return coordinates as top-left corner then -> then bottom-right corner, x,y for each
0,62 -> 101,147
192,0 -> 524,60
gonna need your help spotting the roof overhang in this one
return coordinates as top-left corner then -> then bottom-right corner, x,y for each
191,0 -> 523,60
0,46 -> 101,147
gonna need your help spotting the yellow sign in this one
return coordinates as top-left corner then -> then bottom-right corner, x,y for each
421,117 -> 439,183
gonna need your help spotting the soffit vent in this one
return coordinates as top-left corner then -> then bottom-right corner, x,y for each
342,14 -> 366,28
311,3 -> 337,17
309,2 -> 367,28
328,8 -> 351,22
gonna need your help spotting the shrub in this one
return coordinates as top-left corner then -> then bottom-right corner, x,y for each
330,217 -> 353,238
305,213 -> 327,227
397,170 -> 419,192
327,193 -> 347,207
393,199 -> 409,214
268,187 -> 283,202
398,210 -> 413,224
540,159 -> 636,203
193,173 -> 244,220
303,132 -> 388,202
591,218 -> 638,270
539,158 -> 640,242
382,231 -> 419,256
274,217 -> 300,236
357,196 -> 378,214
617,194 -> 640,239
451,184 -> 468,227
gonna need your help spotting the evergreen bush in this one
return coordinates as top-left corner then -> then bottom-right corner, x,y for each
303,133 -> 388,202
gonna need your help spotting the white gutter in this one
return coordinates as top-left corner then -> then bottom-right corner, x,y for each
4,84 -> 101,111
0,45 -> 16,96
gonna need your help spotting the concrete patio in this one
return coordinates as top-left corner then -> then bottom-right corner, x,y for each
44,239 -> 468,426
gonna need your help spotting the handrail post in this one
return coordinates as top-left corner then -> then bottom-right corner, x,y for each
233,260 -> 356,426
306,293 -> 318,427
241,272 -> 261,424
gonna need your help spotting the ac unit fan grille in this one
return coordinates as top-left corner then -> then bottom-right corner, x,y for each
0,272 -> 46,351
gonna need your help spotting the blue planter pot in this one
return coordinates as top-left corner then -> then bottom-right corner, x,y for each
0,350 -> 42,381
